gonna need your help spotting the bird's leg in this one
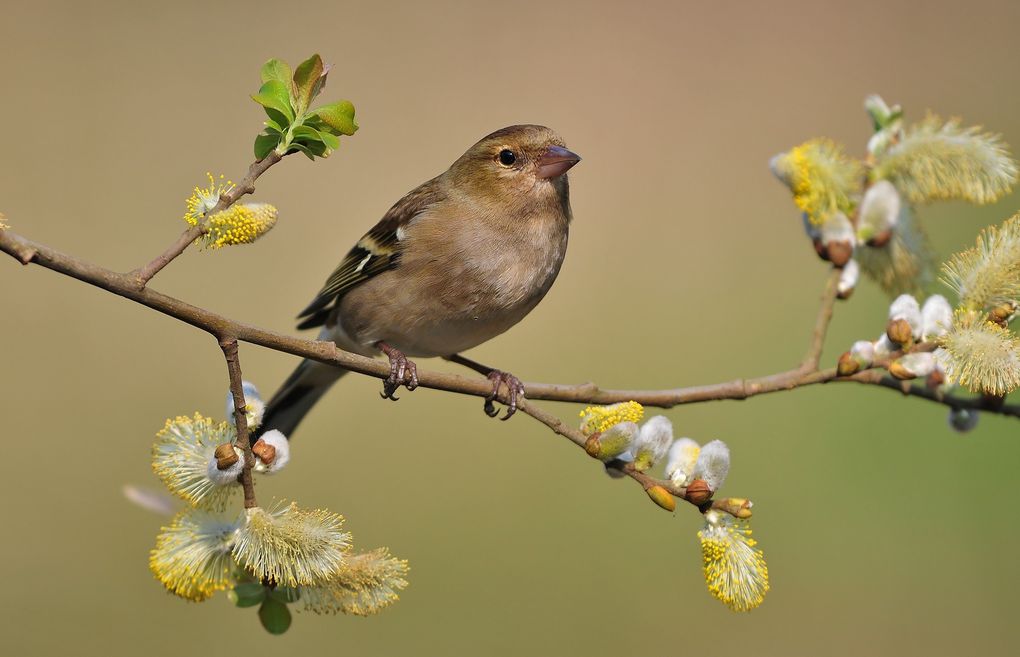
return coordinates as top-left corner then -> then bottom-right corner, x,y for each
444,353 -> 525,420
377,341 -> 418,400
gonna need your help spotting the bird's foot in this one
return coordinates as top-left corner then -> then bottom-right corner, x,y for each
377,342 -> 418,401
484,370 -> 525,420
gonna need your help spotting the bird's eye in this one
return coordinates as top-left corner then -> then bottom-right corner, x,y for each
497,149 -> 517,166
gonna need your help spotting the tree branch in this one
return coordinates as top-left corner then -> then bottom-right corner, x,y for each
221,338 -> 258,509
2,226 -> 1017,420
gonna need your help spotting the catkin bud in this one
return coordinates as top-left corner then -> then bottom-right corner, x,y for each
820,212 -> 855,266
207,443 -> 244,485
921,295 -> 953,340
252,430 -> 290,474
889,352 -> 936,380
715,497 -> 754,519
888,294 -> 922,342
645,485 -> 676,512
886,318 -> 914,346
664,438 -> 701,487
837,259 -> 860,299
840,340 -> 876,375
856,180 -> 901,245
873,333 -> 897,359
685,479 -> 713,505
837,351 -> 860,376
585,422 -> 638,461
692,440 -> 730,492
632,416 -> 673,472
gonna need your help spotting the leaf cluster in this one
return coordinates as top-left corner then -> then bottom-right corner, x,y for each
252,54 -> 358,160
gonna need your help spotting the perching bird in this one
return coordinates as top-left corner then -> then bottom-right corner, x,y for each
260,125 -> 580,437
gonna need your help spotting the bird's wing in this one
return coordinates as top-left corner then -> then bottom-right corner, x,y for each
296,176 -> 445,330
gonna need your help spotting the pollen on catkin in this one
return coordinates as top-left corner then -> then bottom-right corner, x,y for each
184,173 -> 235,225
698,510 -> 769,612
299,548 -> 410,616
152,413 -> 239,510
149,508 -> 241,602
204,203 -> 278,248
938,310 -> 1020,395
579,401 -> 644,436
771,138 -> 862,225
233,503 -> 351,588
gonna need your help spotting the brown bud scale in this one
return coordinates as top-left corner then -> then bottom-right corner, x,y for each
685,479 -> 713,505
837,351 -> 860,376
214,443 -> 239,470
886,318 -> 913,346
251,439 -> 276,465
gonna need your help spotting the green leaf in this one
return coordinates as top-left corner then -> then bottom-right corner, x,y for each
263,117 -> 285,133
310,101 -> 357,136
230,582 -> 267,608
260,58 -> 292,85
319,131 -> 340,151
292,124 -> 325,143
252,80 -> 294,123
291,54 -> 324,115
258,598 -> 292,635
288,140 -> 328,160
254,133 -> 280,160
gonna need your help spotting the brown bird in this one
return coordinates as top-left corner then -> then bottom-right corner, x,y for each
261,124 -> 580,436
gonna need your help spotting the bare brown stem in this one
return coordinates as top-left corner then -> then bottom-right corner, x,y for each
801,267 -> 842,371
129,151 -> 283,288
220,338 -> 258,509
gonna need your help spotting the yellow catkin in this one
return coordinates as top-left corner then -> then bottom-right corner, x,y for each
149,509 -> 240,602
698,511 -> 769,612
300,548 -> 410,616
579,401 -> 644,435
778,139 -> 862,225
233,503 -> 350,588
183,173 -> 235,226
205,203 -> 278,248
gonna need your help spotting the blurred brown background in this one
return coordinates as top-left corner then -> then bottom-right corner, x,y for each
2,0 -> 1019,655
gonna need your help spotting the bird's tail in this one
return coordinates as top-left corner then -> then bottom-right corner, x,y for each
259,359 -> 347,438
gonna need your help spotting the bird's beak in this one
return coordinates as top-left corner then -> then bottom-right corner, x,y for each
536,145 -> 581,179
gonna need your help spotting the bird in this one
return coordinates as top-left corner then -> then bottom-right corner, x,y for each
259,124 -> 581,438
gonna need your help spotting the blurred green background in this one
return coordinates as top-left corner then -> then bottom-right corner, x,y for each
2,0 -> 1019,654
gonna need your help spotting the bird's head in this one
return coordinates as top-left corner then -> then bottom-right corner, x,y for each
446,124 -> 580,214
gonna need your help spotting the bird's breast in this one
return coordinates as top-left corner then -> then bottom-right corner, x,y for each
337,207 -> 569,357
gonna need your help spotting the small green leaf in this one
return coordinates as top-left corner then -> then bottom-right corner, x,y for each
292,124 -> 325,143
310,101 -> 357,136
319,131 -> 340,151
288,141 -> 326,160
258,598 -> 292,635
252,80 -> 294,123
260,58 -> 292,85
291,54 -> 324,115
254,133 -> 280,160
230,582 -> 267,608
264,117 -> 285,133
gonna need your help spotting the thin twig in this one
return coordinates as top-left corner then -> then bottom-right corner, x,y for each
801,267 -> 842,371
129,152 -> 284,288
220,338 -> 258,509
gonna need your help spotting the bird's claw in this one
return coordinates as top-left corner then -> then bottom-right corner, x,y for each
379,344 -> 418,401
484,370 -> 525,420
